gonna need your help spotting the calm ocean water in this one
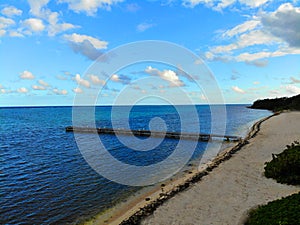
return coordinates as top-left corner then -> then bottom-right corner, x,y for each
0,105 -> 271,224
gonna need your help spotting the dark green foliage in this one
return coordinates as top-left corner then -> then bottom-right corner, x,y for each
245,142 -> 300,225
245,192 -> 300,225
249,94 -> 300,112
264,141 -> 300,185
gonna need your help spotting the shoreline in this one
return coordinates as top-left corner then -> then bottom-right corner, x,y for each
86,113 -> 278,225
141,111 -> 300,225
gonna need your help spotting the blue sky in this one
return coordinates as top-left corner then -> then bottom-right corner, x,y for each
1,0 -> 300,106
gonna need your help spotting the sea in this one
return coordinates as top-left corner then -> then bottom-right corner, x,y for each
0,105 -> 272,224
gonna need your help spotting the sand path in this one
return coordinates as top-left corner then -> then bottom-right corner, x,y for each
142,112 -> 300,225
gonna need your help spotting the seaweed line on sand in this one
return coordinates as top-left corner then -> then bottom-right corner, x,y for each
118,112 -> 280,225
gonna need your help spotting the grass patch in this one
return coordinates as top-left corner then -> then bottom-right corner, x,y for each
245,192 -> 300,225
264,141 -> 300,185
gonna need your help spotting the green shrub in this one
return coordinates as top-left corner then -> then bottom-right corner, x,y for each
245,192 -> 300,225
264,141 -> 300,185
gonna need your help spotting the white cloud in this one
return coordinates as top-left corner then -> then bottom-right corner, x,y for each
9,31 -> 24,37
145,66 -> 185,87
64,33 -> 108,60
206,3 -> 300,63
215,0 -> 236,11
74,74 -> 90,88
246,59 -> 269,67
211,30 -> 278,55
0,29 -> 6,36
236,47 -> 300,62
20,70 -> 35,80
285,85 -> 300,95
239,0 -> 270,8
210,43 -> 238,54
32,85 -> 46,90
31,80 -> 50,90
17,87 -> 29,93
27,1 -> 78,36
182,0 -> 214,8
182,0 -> 272,9
222,20 -> 260,38
47,11 -> 77,36
136,22 -> 155,32
22,18 -> 45,32
58,0 -> 124,16
235,51 -> 270,61
73,87 -> 83,93
88,74 -> 105,85
232,86 -> 246,94
64,33 -> 107,49
49,22 -> 76,36
1,6 -> 22,17
200,94 -> 207,100
290,76 -> 300,84
38,79 -> 50,87
261,3 -> 300,47
194,59 -> 204,65
126,3 -> 140,12
53,88 -> 68,95
0,16 -> 15,29
111,74 -> 120,82
27,0 -> 50,17
253,81 -> 260,85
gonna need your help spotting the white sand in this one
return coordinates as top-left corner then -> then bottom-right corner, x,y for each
142,112 -> 300,225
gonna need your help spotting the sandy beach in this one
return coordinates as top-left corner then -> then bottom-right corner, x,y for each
140,111 -> 300,225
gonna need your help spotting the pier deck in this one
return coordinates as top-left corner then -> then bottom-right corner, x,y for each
66,126 -> 241,142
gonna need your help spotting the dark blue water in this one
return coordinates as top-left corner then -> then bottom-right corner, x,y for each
0,105 -> 271,224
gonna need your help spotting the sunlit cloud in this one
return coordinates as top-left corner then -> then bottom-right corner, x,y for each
205,3 -> 300,63
72,87 -> 83,93
9,31 -> 24,37
290,76 -> 300,84
182,0 -> 272,9
38,79 -> 50,87
1,6 -> 22,17
32,85 -> 46,90
58,0 -> 124,16
27,0 -> 50,17
20,70 -> 35,80
285,84 -> 300,95
136,22 -> 155,32
111,74 -> 119,82
0,16 -> 15,29
125,3 -> 140,12
17,87 -> 29,93
74,74 -> 90,88
88,74 -> 106,85
47,12 -> 78,36
52,88 -> 68,95
22,18 -> 45,33
232,85 -> 246,94
64,33 -> 108,60
145,66 -> 185,87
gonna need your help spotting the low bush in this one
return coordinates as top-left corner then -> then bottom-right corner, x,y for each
264,141 -> 300,185
245,192 -> 300,225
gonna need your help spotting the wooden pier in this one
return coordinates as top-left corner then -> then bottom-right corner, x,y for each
66,126 -> 241,142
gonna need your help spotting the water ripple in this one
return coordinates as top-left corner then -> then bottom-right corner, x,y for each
0,106 -> 271,224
